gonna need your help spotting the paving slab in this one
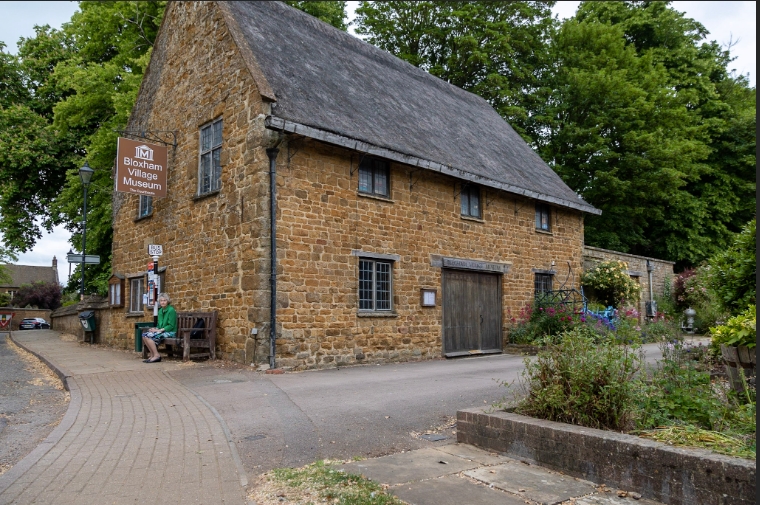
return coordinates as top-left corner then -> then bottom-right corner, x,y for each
391,475 -> 526,505
339,447 -> 480,485
465,460 -> 596,505
433,443 -> 504,466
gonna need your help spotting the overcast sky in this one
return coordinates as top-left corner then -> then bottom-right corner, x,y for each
1,1 -> 756,286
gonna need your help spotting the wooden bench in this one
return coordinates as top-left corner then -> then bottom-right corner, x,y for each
142,311 -> 217,361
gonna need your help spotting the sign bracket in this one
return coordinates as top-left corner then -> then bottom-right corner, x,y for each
114,129 -> 178,150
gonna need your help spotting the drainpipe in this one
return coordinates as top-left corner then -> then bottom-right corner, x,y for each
267,147 -> 280,369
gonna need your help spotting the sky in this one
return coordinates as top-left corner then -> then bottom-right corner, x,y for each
1,1 -> 756,286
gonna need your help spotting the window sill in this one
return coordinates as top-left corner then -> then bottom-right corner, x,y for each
126,312 -> 147,318
535,228 -> 553,235
134,213 -> 153,222
461,215 -> 484,223
357,192 -> 393,203
193,189 -> 221,202
357,311 -> 398,318
109,304 -> 125,309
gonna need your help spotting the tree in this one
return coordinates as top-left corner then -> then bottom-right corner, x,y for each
706,218 -> 756,315
284,1 -> 347,30
13,281 -> 63,310
536,1 -> 755,267
354,1 -> 555,140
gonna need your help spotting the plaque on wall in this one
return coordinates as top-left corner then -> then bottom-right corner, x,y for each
441,257 -> 511,274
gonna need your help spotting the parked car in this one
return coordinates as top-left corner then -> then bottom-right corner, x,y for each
19,318 -> 50,330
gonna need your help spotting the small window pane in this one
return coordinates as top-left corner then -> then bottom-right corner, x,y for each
201,125 -> 212,151
201,153 -> 211,193
536,204 -> 551,231
130,278 -> 144,312
139,195 -> 152,217
212,120 -> 222,147
359,260 -> 373,310
212,148 -> 221,191
375,163 -> 388,196
375,262 -> 391,310
470,189 -> 480,217
358,166 -> 372,194
461,190 -> 469,215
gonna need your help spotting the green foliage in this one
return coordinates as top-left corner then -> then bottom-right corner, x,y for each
12,281 -> 62,310
705,218 -> 756,315
530,2 -> 755,266
354,1 -> 555,141
516,331 -> 643,431
710,305 -> 756,351
0,292 -> 11,307
581,260 -> 641,308
271,460 -> 404,505
284,1 -> 347,30
637,340 -> 755,451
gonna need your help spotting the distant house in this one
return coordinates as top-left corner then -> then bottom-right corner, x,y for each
107,1 -> 600,369
0,258 -> 60,300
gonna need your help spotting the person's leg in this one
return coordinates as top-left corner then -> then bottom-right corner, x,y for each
143,337 -> 160,360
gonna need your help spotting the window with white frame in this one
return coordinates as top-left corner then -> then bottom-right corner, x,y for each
358,158 -> 389,198
358,259 -> 392,311
129,277 -> 145,312
109,279 -> 123,307
460,184 -> 481,218
199,119 -> 223,195
138,195 -> 152,218
535,203 -> 551,231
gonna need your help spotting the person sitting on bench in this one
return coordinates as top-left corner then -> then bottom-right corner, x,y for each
142,292 -> 177,363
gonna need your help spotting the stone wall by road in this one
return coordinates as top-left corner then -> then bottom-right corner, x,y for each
583,245 -> 675,317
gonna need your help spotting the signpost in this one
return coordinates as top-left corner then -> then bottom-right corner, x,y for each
115,138 -> 168,198
67,254 -> 101,264
148,245 -> 163,325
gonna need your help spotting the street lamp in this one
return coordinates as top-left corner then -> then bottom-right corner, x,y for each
79,162 -> 94,300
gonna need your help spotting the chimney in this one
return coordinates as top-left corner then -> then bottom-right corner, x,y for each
52,256 -> 59,285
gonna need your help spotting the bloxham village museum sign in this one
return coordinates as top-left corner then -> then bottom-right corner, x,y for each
115,137 -> 168,197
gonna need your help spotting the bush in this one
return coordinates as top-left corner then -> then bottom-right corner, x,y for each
706,218 -> 756,315
582,260 -> 641,308
710,305 -> 756,352
13,281 -> 62,310
516,330 -> 643,431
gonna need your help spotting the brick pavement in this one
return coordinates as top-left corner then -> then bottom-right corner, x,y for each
0,331 -> 246,505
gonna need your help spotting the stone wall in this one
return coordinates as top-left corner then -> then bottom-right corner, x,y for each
0,308 -> 52,331
50,297 -> 110,343
109,2 -> 587,368
583,245 -> 675,317
457,408 -> 755,505
109,1 -> 275,361
274,139 -> 585,369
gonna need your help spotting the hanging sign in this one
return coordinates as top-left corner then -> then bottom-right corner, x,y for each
115,137 -> 168,197
148,244 -> 163,256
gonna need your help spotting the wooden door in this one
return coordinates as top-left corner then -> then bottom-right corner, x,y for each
443,269 -> 502,355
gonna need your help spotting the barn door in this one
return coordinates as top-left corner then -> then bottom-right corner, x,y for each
442,269 -> 502,355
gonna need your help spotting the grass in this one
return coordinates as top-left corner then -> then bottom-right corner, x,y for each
248,460 -> 405,505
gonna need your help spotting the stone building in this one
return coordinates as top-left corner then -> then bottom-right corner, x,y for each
0,258 -> 59,300
107,1 -> 600,369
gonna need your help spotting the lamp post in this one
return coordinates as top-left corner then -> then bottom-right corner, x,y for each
79,162 -> 94,300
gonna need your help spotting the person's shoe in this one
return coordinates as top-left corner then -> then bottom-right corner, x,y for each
142,359 -> 150,363
147,357 -> 162,363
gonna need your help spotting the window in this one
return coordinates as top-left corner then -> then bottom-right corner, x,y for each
534,273 -> 553,297
129,277 -> 145,313
460,184 -> 481,218
109,276 -> 124,308
199,119 -> 223,194
138,195 -> 153,218
535,203 -> 551,231
358,158 -> 389,198
359,259 -> 392,311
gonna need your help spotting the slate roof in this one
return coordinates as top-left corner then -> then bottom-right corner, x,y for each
220,1 -> 599,214
1,264 -> 58,288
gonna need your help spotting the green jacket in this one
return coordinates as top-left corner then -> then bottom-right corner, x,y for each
157,304 -> 177,334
